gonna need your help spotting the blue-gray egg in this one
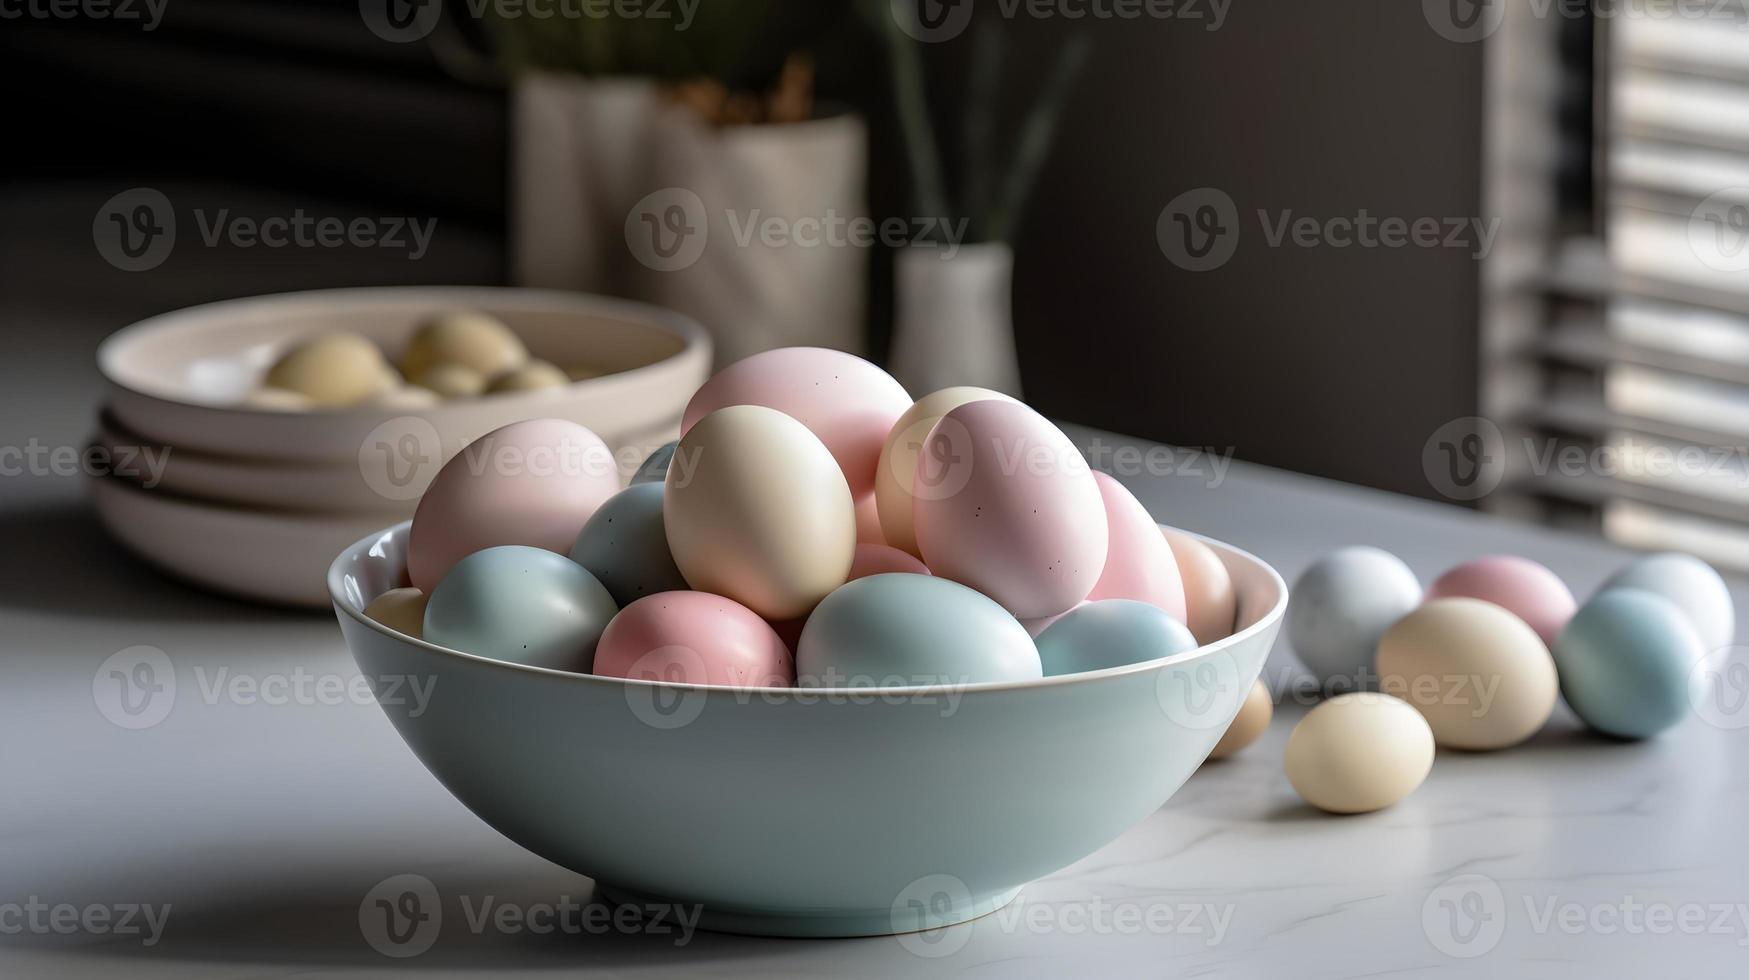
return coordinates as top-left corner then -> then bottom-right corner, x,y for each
1035,599 -> 1199,677
1287,546 -> 1422,692
630,440 -> 678,486
1553,587 -> 1703,739
797,573 -> 1040,686
424,545 -> 617,672
568,482 -> 689,607
1600,553 -> 1735,655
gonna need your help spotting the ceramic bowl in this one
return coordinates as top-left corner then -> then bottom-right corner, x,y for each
98,286 -> 710,463
330,521 -> 1286,937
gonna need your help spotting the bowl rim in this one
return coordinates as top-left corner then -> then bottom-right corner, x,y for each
97,285 -> 711,417
329,520 -> 1287,698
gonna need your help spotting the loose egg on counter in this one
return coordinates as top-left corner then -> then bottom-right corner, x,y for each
1162,529 -> 1238,646
1285,693 -> 1434,814
1377,597 -> 1558,750
664,405 -> 856,621
848,543 -> 931,580
630,440 -> 678,486
1600,553 -> 1735,654
1425,555 -> 1576,647
1086,472 -> 1187,622
874,386 -> 1019,557
1034,599 -> 1198,677
420,364 -> 488,399
1207,678 -> 1273,760
487,359 -> 570,394
423,546 -> 617,671
912,400 -> 1107,620
407,418 -> 620,592
568,482 -> 690,607
363,587 -> 428,640
1554,588 -> 1704,739
262,332 -> 388,407
593,591 -> 794,687
797,573 -> 1041,686
1287,546 -> 1422,691
401,310 -> 528,384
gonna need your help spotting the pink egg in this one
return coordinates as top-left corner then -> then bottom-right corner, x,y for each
848,543 -> 931,580
1022,601 -> 1089,638
680,347 -> 911,498
1426,555 -> 1576,646
913,400 -> 1108,620
1162,529 -> 1237,646
1086,472 -> 1188,622
408,419 -> 619,592
854,493 -> 885,544
593,591 -> 795,688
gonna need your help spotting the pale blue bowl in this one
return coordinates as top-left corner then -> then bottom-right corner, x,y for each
329,521 -> 1286,937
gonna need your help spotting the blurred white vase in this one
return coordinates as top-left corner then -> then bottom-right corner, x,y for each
890,242 -> 1022,397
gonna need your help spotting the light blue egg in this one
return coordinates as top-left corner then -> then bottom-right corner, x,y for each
424,545 -> 617,672
1036,599 -> 1199,677
798,573 -> 1040,687
1553,587 -> 1703,739
629,440 -> 678,486
568,482 -> 689,607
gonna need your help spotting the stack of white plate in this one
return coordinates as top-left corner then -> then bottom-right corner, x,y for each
92,287 -> 711,608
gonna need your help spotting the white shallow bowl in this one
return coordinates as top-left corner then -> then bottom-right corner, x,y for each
331,521 -> 1287,937
98,286 -> 711,464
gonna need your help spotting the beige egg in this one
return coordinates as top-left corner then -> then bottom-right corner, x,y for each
363,587 -> 428,639
665,405 -> 856,621
1208,678 -> 1273,760
1377,597 -> 1558,750
371,384 -> 442,408
1163,529 -> 1237,645
401,311 -> 527,383
487,359 -> 570,394
874,386 -> 1019,557
421,364 -> 487,399
1285,692 -> 1434,813
262,333 -> 388,406
241,386 -> 314,412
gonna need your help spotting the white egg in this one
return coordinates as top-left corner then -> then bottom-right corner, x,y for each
1601,553 -> 1735,654
1287,546 -> 1422,691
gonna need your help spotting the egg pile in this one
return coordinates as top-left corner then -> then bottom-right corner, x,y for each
364,347 -> 1233,692
248,310 -> 587,411
1267,546 -> 1736,814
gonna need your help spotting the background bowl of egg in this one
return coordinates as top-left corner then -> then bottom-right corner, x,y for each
89,286 -> 710,607
330,520 -> 1286,938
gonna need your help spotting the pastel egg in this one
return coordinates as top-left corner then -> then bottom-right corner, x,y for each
1086,472 -> 1187,622
1287,546 -> 1422,690
681,347 -> 911,498
263,333 -> 387,407
630,440 -> 678,486
568,482 -> 689,607
875,386 -> 1018,556
854,493 -> 885,544
1285,693 -> 1434,814
1162,529 -> 1238,646
401,310 -> 527,384
1377,597 -> 1558,750
1034,599 -> 1198,677
1426,555 -> 1576,647
593,592 -> 793,688
848,543 -> 931,580
363,587 -> 427,639
421,364 -> 487,398
487,359 -> 570,394
1021,601 -> 1088,638
665,405 -> 855,621
1208,678 -> 1273,760
912,400 -> 1107,620
1600,553 -> 1735,654
423,546 -> 617,672
1554,588 -> 1704,739
408,418 -> 620,592
798,573 -> 1040,687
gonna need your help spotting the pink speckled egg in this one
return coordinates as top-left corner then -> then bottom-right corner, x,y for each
848,543 -> 931,580
1087,472 -> 1187,623
593,591 -> 794,688
680,347 -> 911,498
408,418 -> 619,592
1425,555 -> 1576,646
1162,529 -> 1236,646
912,400 -> 1107,620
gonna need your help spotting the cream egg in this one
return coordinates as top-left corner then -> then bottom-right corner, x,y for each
363,587 -> 428,639
262,332 -> 387,407
1285,692 -> 1434,813
1377,597 -> 1558,750
1207,678 -> 1273,760
487,359 -> 570,394
401,310 -> 527,384
874,386 -> 1018,557
420,364 -> 487,399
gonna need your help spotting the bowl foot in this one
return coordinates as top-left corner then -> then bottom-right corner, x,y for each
595,882 -> 1023,939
